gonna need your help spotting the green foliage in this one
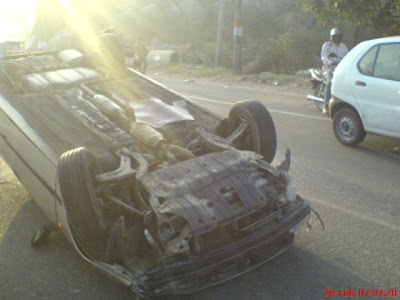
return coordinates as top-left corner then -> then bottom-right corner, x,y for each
253,26 -> 325,74
266,28 -> 296,73
30,0 -> 378,75
302,0 -> 400,36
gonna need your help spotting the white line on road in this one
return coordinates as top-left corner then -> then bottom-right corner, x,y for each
187,95 -> 330,121
308,196 -> 400,233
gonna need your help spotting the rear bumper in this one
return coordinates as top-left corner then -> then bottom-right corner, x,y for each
132,197 -> 310,297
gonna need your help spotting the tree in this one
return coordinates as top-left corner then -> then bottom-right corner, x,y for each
302,0 -> 400,36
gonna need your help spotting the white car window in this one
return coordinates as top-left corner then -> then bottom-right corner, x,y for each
373,43 -> 400,81
358,45 -> 379,75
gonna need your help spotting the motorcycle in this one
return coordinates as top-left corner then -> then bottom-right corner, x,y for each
306,68 -> 327,112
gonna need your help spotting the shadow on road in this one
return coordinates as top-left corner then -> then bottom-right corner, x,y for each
0,200 -> 133,300
0,200 -> 373,300
343,134 -> 400,161
191,245 -> 373,300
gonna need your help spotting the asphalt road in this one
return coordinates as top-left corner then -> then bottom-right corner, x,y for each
0,76 -> 399,300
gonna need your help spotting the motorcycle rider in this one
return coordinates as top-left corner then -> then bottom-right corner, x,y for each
321,27 -> 348,113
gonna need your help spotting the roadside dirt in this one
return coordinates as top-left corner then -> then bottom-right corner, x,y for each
148,66 -> 313,97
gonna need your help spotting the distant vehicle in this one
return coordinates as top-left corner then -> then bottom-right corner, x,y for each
0,40 -> 25,58
330,36 -> 400,146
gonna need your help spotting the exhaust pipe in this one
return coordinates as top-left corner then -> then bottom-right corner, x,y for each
307,95 -> 324,103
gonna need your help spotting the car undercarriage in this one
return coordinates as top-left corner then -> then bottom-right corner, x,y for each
0,46 -> 311,298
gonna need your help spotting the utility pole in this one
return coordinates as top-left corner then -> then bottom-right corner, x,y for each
215,0 -> 225,67
233,0 -> 243,74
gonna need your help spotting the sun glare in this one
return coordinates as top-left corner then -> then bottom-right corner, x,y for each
1,0 -> 38,13
58,0 -> 106,50
60,0 -> 73,13
0,0 -> 38,40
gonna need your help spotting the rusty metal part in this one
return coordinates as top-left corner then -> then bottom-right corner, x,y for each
95,148 -> 148,184
140,150 -> 275,236
130,122 -> 166,148
167,144 -> 195,160
106,195 -> 145,217
195,126 -> 238,152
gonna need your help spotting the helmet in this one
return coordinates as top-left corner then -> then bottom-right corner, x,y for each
330,27 -> 343,44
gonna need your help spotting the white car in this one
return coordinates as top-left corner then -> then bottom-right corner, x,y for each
330,36 -> 400,146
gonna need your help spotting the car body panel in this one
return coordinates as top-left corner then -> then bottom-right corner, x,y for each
332,36 -> 400,139
351,42 -> 400,136
352,73 -> 400,136
0,95 -> 58,221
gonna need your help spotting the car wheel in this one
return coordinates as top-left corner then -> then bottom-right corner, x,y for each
228,100 -> 277,163
314,82 -> 326,112
58,147 -> 107,260
333,107 -> 366,146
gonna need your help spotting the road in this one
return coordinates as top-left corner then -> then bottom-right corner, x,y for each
0,76 -> 399,300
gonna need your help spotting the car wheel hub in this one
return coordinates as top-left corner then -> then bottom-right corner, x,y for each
338,116 -> 355,138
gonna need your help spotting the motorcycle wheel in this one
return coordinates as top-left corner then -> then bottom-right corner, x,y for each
314,82 -> 326,112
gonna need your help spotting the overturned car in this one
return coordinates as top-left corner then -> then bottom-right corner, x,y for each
0,42 -> 310,298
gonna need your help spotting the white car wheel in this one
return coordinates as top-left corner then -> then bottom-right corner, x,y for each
333,107 -> 366,146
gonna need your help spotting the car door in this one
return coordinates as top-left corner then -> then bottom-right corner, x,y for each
351,42 -> 400,137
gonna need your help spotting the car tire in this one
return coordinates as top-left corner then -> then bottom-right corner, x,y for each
314,82 -> 326,112
58,147 -> 107,260
333,107 -> 366,146
228,100 -> 277,163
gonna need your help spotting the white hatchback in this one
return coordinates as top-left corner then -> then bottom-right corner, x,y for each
330,36 -> 400,146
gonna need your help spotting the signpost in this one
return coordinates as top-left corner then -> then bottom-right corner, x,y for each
233,0 -> 243,74
215,0 -> 225,67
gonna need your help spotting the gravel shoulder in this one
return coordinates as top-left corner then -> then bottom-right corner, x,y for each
147,65 -> 314,97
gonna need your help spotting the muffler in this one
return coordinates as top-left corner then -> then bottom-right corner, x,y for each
130,122 -> 165,147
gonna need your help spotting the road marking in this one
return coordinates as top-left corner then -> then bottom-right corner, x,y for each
187,95 -> 233,106
268,110 -> 329,121
187,95 -> 330,121
158,76 -> 306,98
308,196 -> 400,233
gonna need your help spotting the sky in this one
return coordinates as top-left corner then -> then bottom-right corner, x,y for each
0,0 -> 39,40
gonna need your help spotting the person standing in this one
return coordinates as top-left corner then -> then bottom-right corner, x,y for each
134,37 -> 148,74
321,27 -> 349,113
